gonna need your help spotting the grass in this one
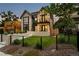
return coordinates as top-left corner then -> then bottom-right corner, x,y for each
23,36 -> 56,48
17,33 -> 77,49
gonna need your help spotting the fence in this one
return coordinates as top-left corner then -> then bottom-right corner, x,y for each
0,31 -> 50,45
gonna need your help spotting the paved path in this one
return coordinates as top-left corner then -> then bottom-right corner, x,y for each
0,42 -> 11,56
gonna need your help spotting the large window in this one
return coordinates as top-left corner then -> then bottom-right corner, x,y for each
23,16 -> 29,32
41,25 -> 47,31
40,14 -> 46,22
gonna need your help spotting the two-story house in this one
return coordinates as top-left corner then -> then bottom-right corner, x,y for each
21,8 -> 59,35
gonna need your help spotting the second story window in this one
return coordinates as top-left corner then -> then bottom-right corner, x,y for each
40,14 -> 46,22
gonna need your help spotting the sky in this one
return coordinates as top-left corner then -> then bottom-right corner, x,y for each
0,3 -> 49,17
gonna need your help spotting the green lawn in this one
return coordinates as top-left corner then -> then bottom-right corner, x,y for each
13,33 -> 77,49
23,36 -> 56,48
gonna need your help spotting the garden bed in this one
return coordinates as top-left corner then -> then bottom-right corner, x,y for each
0,44 -> 78,56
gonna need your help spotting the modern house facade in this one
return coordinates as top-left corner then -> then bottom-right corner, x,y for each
20,10 -> 32,32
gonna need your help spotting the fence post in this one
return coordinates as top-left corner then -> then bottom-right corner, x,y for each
40,36 -> 42,50
77,31 -> 79,51
1,34 -> 3,42
22,36 -> 24,46
56,35 -> 58,50
10,35 -> 12,45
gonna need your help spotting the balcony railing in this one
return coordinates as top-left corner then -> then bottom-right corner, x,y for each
36,20 -> 50,24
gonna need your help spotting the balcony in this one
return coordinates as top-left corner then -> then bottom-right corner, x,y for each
36,20 -> 50,24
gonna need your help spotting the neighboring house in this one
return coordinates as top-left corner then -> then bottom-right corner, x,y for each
4,21 -> 14,33
20,10 -> 32,32
3,18 -> 21,34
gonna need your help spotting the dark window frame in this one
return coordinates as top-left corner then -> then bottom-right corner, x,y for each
23,16 -> 29,32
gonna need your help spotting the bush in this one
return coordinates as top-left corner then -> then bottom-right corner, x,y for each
24,41 -> 29,46
13,39 -> 21,45
35,42 -> 42,49
4,32 -> 8,35
58,36 -> 66,44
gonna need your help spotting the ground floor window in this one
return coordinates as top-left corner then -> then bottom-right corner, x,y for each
40,25 -> 48,31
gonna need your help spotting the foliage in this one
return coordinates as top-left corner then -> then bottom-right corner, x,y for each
58,35 -> 67,43
35,42 -> 42,49
54,3 -> 76,30
13,39 -> 21,45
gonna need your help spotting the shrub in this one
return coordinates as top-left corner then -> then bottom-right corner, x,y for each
13,39 -> 21,45
58,36 -> 66,44
24,41 -> 29,46
4,32 -> 8,35
35,42 -> 42,49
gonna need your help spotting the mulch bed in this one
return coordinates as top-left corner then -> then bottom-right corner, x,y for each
0,44 -> 79,56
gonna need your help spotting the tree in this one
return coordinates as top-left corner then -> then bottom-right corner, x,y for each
54,3 -> 76,43
0,11 -> 16,33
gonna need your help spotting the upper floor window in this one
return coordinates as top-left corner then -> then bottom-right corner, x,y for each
40,14 -> 47,22
23,16 -> 29,25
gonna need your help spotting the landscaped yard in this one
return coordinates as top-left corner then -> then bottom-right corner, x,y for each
0,35 -> 78,56
13,34 -> 77,49
23,36 -> 56,48
23,34 -> 77,48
